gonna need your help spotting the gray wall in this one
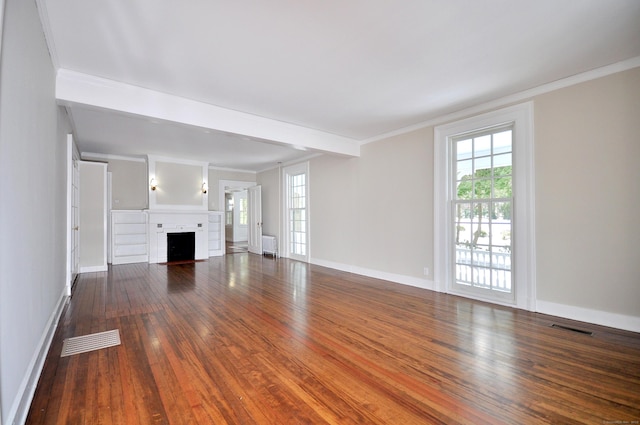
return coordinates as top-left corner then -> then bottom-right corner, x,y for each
154,161 -> 203,206
534,68 -> 640,316
79,161 -> 107,270
208,168 -> 256,211
256,167 -> 280,237
106,162 -> 257,212
108,159 -> 147,209
271,67 -> 640,325
0,0 -> 70,422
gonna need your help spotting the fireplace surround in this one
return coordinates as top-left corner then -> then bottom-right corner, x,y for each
147,211 -> 209,263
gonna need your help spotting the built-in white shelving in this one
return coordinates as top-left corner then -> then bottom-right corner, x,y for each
111,210 -> 148,264
208,211 -> 225,257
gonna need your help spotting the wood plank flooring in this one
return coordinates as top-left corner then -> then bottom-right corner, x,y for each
26,255 -> 640,424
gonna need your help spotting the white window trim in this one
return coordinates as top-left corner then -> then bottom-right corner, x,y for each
434,102 -> 536,311
282,162 -> 310,262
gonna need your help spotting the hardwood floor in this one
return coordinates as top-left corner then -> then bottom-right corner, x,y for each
27,255 -> 640,424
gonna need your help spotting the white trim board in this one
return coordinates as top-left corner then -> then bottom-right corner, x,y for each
79,265 -> 108,273
537,300 -> 640,334
82,152 -> 146,163
6,289 -> 68,425
310,258 -> 435,291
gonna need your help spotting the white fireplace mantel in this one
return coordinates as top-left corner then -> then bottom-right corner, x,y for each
147,210 -> 209,263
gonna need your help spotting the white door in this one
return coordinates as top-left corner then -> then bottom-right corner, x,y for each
66,134 -> 80,295
247,185 -> 263,254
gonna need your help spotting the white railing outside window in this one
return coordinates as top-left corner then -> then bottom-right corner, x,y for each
455,248 -> 512,291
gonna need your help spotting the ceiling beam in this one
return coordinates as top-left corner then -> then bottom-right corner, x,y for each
55,69 -> 360,158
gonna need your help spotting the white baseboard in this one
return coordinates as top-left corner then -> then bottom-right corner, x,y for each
536,300 -> 640,333
79,264 -> 108,273
7,288 -> 68,425
310,258 -> 435,291
310,258 -> 639,334
111,255 -> 148,265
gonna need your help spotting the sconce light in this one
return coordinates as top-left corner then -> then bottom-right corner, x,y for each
150,178 -> 157,191
202,182 -> 208,194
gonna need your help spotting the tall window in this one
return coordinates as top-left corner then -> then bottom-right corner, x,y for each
290,173 -> 306,256
453,126 -> 513,297
225,194 -> 233,225
434,103 -> 535,310
284,163 -> 309,261
238,197 -> 248,226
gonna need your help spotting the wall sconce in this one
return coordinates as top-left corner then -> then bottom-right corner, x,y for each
150,178 -> 157,191
202,182 -> 208,194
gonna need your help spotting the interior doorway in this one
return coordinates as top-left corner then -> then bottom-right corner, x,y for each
225,189 -> 248,254
219,180 -> 257,255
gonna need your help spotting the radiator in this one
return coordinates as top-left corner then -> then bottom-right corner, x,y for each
262,235 -> 277,257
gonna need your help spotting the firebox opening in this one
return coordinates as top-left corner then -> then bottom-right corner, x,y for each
167,232 -> 195,262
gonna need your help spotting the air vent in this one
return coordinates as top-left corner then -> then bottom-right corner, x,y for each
61,329 -> 121,357
550,323 -> 593,336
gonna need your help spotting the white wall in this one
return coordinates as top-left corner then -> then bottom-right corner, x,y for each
0,0 -> 69,422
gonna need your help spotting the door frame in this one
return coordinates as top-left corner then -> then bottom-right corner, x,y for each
218,180 -> 256,217
66,134 -> 80,296
219,180 -> 258,253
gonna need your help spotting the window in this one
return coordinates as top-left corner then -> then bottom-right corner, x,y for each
434,103 -> 535,310
239,197 -> 247,226
225,194 -> 233,225
284,162 -> 309,261
453,126 -> 513,297
290,173 -> 306,256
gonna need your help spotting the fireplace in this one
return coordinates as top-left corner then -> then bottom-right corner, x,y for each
147,211 -> 209,264
167,232 -> 195,262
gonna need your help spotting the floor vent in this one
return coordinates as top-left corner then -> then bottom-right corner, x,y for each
61,329 -> 121,357
550,323 -> 593,336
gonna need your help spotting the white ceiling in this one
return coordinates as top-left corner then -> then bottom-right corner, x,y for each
38,0 -> 640,172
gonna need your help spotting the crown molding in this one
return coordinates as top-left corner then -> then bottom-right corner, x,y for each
81,152 -> 146,163
35,0 -> 59,69
361,56 -> 640,145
